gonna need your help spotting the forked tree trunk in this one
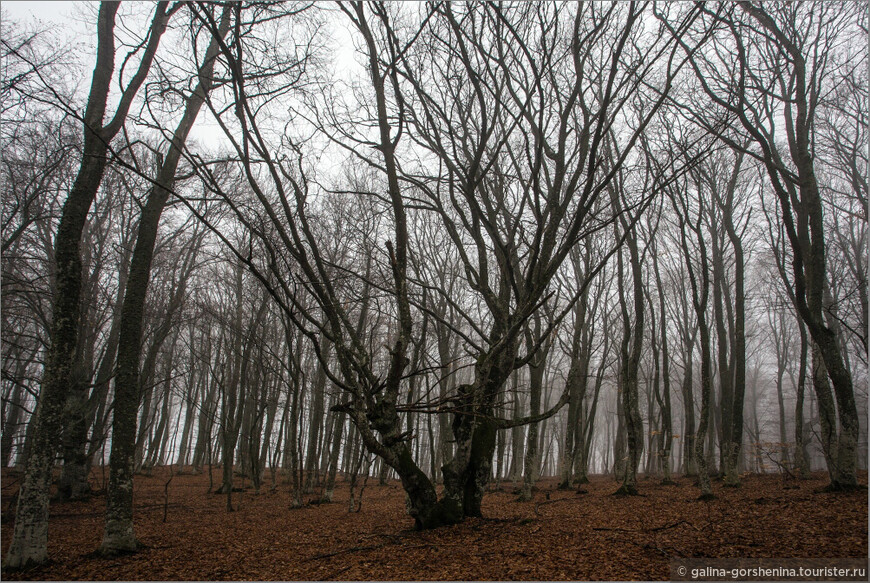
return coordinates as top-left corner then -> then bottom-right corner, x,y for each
519,314 -> 548,501
671,177 -> 714,500
737,3 -> 860,491
5,4 -> 172,568
559,276 -> 592,489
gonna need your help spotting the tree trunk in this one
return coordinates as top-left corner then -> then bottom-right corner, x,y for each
6,4 -> 171,568
559,280 -> 592,489
508,371 -> 523,488
793,319 -> 811,476
614,232 -> 644,496
740,1 -> 859,491
519,355 -> 543,500
811,341 -> 839,483
100,7 -> 227,553
321,414 -> 344,502
680,324 -> 697,477
695,310 -> 715,500
652,246 -> 674,484
303,350 -> 328,493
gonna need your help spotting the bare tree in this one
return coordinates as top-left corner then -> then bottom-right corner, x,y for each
665,149 -> 717,500
100,3 -> 230,554
4,3 -> 175,567
674,1 -> 864,490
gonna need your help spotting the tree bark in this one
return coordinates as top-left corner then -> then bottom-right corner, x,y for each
100,7 -> 227,552
5,3 -> 171,568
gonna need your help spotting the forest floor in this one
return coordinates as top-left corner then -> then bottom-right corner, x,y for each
1,467 -> 866,580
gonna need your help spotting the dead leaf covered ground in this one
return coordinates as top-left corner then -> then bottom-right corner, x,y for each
1,468 -> 866,580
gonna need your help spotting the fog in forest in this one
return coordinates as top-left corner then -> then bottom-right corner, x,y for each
1,2 -> 867,579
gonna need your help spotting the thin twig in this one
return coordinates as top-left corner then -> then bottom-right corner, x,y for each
592,519 -> 694,533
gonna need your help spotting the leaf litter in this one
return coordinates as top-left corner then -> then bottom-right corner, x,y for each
1,468 -> 865,580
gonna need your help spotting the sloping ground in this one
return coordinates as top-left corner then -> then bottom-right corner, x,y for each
1,467 -> 866,580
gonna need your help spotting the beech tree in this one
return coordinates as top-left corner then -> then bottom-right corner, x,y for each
4,3 -> 175,568
2,1 -> 865,557
672,1 -> 865,490
100,2 -> 230,554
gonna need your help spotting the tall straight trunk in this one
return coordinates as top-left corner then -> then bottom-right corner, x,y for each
83,226 -> 135,476
287,332 -> 304,509
613,394 -> 626,479
652,246 -> 674,484
519,316 -> 547,501
303,352 -> 328,493
560,374 -> 580,488
645,292 -> 661,477
705,400 -> 717,473
146,383 -> 172,469
6,4 -> 172,568
614,234 -> 645,495
247,378 -> 267,494
575,312 -> 608,485
509,371 -> 523,487
318,389 -> 338,484
680,323 -> 698,477
603,414 -> 612,476
340,419 -> 358,477
176,375 -> 201,468
192,379 -> 218,473
100,8 -> 227,553
176,324 -> 202,468
694,298 -> 715,499
219,284 -> 267,508
792,319 -> 811,476
268,386 -> 288,492
710,228 -> 733,481
134,383 -> 155,470
770,313 -> 791,467
146,342 -> 177,469
775,366 -> 790,465
672,181 -> 713,499
257,377 -> 280,485
494,408 -> 506,487
715,150 -> 747,487
575,356 -> 604,484
321,414 -> 344,502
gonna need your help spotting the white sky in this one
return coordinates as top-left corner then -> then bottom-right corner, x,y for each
0,1 -> 362,151
1,1 -> 87,27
